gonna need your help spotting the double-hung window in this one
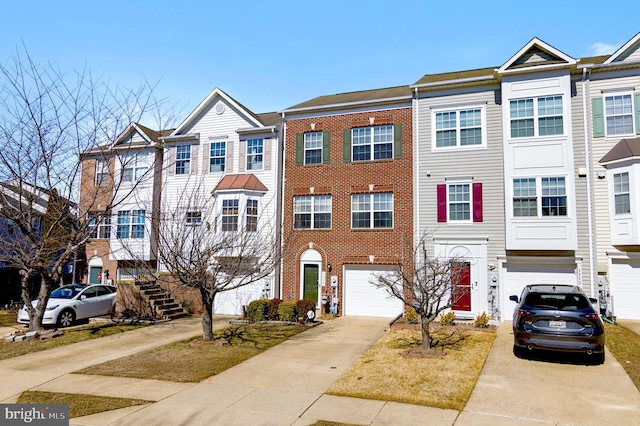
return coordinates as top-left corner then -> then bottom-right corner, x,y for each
186,211 -> 202,226
352,125 -> 393,161
304,132 -> 323,165
121,153 -> 148,183
95,159 -> 109,186
209,141 -> 226,172
293,195 -> 332,229
511,177 -> 567,217
88,213 -> 111,239
246,199 -> 258,232
434,108 -> 484,149
613,172 -> 631,214
116,210 -> 145,239
175,145 -> 191,175
221,199 -> 239,231
247,139 -> 263,170
448,184 -> 471,221
437,183 -> 483,223
351,193 -> 393,229
510,96 -> 563,138
605,94 -> 634,136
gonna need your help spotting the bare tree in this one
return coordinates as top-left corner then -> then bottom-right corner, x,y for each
156,179 -> 282,340
0,46 -> 174,331
370,231 -> 467,350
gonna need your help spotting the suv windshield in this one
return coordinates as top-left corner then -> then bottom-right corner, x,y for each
523,293 -> 591,311
50,286 -> 83,299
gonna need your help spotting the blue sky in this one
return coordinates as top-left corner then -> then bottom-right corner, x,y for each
1,1 -> 638,126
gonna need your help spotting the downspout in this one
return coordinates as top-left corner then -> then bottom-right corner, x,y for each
581,66 -> 596,297
413,87 -> 420,242
275,113 -> 287,299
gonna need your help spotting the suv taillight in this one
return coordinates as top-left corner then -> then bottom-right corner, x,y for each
580,313 -> 600,320
516,309 -> 532,317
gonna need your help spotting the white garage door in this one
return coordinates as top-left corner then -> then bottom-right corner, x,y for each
609,259 -> 640,320
213,282 -> 264,316
501,263 -> 577,320
344,265 -> 404,317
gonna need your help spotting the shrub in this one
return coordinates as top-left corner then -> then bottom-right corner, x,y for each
277,301 -> 297,322
266,298 -> 282,321
404,306 -> 419,324
246,299 -> 269,323
296,298 -> 316,321
440,311 -> 456,326
474,311 -> 490,328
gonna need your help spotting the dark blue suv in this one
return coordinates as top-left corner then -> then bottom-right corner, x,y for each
510,284 -> 605,364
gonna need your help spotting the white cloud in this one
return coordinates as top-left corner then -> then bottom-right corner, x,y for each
588,42 -> 619,56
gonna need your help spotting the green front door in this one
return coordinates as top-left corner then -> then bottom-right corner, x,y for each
89,267 -> 102,284
303,264 -> 319,303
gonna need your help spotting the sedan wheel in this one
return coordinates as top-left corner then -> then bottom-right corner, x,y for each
57,309 -> 75,327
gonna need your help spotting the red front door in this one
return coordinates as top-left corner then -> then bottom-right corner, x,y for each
451,262 -> 471,311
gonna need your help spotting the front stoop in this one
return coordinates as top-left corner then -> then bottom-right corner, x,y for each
135,279 -> 189,320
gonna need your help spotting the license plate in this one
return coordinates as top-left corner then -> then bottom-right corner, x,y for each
549,320 -> 566,328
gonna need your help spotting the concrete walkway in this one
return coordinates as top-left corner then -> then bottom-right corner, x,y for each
2,316 -> 640,425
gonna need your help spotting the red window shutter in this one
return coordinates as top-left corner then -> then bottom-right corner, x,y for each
437,184 -> 447,222
473,182 -> 483,222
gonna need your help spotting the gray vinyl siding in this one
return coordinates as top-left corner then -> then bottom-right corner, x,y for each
415,86 -> 505,262
588,72 -> 640,272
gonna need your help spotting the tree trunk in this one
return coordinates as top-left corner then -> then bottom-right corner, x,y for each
200,288 -> 214,340
420,315 -> 432,350
28,275 -> 51,332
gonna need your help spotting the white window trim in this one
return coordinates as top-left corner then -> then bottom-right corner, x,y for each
351,192 -> 394,229
446,182 -> 473,223
303,132 -> 323,165
217,194 -> 262,233
175,145 -> 191,175
209,139 -> 227,173
120,152 -> 149,183
185,211 -> 202,226
612,171 -> 632,216
246,139 -> 264,171
604,92 -> 636,138
509,95 -> 565,139
431,105 -> 487,151
116,210 -> 145,239
95,159 -> 109,187
293,195 -> 332,230
351,125 -> 394,162
511,176 -> 569,219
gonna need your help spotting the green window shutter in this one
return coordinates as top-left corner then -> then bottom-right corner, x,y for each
635,93 -> 640,135
343,129 -> 351,162
295,133 -> 304,166
592,97 -> 604,138
322,131 -> 330,164
393,124 -> 402,159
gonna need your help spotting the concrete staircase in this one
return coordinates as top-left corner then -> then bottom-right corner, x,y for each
135,278 -> 189,320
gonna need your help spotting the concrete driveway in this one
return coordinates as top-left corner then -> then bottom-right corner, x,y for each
457,322 -> 640,425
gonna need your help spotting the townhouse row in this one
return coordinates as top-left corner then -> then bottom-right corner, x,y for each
79,33 -> 640,321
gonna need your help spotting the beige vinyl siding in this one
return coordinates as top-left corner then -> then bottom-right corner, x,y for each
588,73 -> 640,272
569,77 -> 595,290
415,87 -> 505,262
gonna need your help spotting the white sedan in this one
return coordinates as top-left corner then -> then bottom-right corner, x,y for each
17,284 -> 117,327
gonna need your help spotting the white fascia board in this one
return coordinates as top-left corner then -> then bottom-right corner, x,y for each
236,125 -> 277,134
279,95 -> 412,115
604,32 -> 640,64
498,37 -> 576,74
161,133 -> 200,143
600,156 -> 640,168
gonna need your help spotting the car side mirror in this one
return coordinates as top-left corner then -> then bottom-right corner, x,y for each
509,295 -> 519,303
589,297 -> 598,305
80,295 -> 87,300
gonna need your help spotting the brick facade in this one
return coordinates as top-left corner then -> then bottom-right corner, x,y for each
282,107 -> 413,314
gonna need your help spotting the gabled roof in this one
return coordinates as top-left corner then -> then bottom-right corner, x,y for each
113,122 -> 168,148
498,37 -> 576,74
171,88 -> 264,136
604,32 -> 640,64
212,174 -> 268,193
600,138 -> 640,165
281,85 -> 412,113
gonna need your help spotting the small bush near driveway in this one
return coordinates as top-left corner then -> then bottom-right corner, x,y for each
75,323 -> 308,383
327,328 -> 496,410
